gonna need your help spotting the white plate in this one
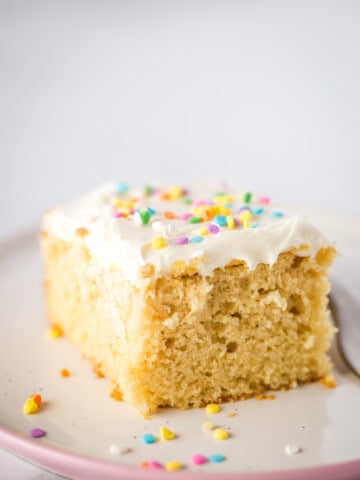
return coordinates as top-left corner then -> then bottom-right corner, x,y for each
0,209 -> 360,480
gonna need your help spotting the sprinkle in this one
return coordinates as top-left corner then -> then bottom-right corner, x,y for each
113,212 -> 124,218
208,224 -> 220,234
152,220 -> 164,232
160,426 -> 175,441
250,223 -> 259,229
202,421 -> 214,431
269,211 -> 283,218
140,461 -> 149,468
109,444 -> 130,455
197,228 -> 209,236
23,397 -> 39,415
243,192 -> 252,203
144,185 -> 153,196
284,444 -> 302,456
213,215 -> 227,227
251,207 -> 264,215
206,403 -> 220,415
209,454 -> 225,463
191,454 -> 207,465
180,213 -> 192,221
259,195 -> 270,204
148,461 -> 163,469
164,460 -> 182,471
151,236 -> 166,249
46,325 -> 63,339
173,236 -> 189,245
59,368 -> 70,377
116,183 -> 129,194
226,215 -> 235,229
191,235 -> 203,243
141,433 -> 156,444
29,394 -> 42,407
167,185 -> 183,200
163,211 -> 175,220
239,210 -> 251,229
146,207 -> 156,216
188,216 -> 202,224
30,428 -> 45,438
213,428 -> 229,441
182,197 -> 192,205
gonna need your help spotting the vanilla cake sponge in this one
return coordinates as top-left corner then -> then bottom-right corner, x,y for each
41,183 -> 336,415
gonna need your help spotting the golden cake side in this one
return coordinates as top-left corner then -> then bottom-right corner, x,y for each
41,224 -> 336,416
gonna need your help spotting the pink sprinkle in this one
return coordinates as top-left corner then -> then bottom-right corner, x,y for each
148,461 -> 163,469
234,218 -> 240,226
174,236 -> 189,245
113,212 -> 124,218
191,454 -> 207,465
30,428 -> 45,438
208,224 -> 220,234
180,213 -> 192,221
259,196 -> 270,205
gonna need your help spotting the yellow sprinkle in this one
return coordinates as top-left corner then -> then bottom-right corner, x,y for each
206,403 -> 220,414
214,195 -> 233,205
217,205 -> 231,215
239,210 -> 251,229
167,185 -> 183,200
226,215 -> 235,229
22,397 -> 39,415
202,421 -> 214,431
151,236 -> 166,249
165,460 -> 182,471
198,228 -> 209,236
160,426 -> 175,441
46,325 -> 63,339
213,428 -> 229,441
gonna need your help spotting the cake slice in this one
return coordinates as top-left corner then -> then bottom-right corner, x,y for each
41,183 -> 336,416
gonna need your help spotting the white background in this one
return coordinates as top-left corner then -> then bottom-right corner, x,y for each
0,1 -> 359,478
1,0 -> 360,240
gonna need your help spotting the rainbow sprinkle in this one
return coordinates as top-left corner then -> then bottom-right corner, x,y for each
110,183 -> 284,250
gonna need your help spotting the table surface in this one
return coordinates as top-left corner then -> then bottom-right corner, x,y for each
0,447 -> 64,479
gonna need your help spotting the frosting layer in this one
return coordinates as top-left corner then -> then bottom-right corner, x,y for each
42,182 -> 331,281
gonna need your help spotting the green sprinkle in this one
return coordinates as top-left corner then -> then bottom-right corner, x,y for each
182,197 -> 192,205
214,191 -> 225,197
140,211 -> 151,224
188,216 -> 202,224
243,192 -> 252,204
144,185 -> 153,196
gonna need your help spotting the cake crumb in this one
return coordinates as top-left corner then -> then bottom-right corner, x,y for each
255,394 -> 275,401
92,364 -> 104,378
320,375 -> 336,388
202,421 -> 214,431
227,411 -> 235,418
110,388 -> 123,401
75,227 -> 90,237
284,444 -> 302,455
46,325 -> 63,339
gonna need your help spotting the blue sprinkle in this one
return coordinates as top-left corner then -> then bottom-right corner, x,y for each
251,207 -> 264,215
146,207 -> 156,216
141,433 -> 156,444
269,211 -> 284,218
191,235 -> 204,243
250,223 -> 259,229
116,182 -> 129,194
224,203 -> 233,208
209,454 -> 225,463
213,215 -> 227,227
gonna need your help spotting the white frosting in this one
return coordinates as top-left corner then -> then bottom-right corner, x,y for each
42,182 -> 331,283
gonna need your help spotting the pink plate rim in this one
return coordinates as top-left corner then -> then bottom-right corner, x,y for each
1,424 -> 360,480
